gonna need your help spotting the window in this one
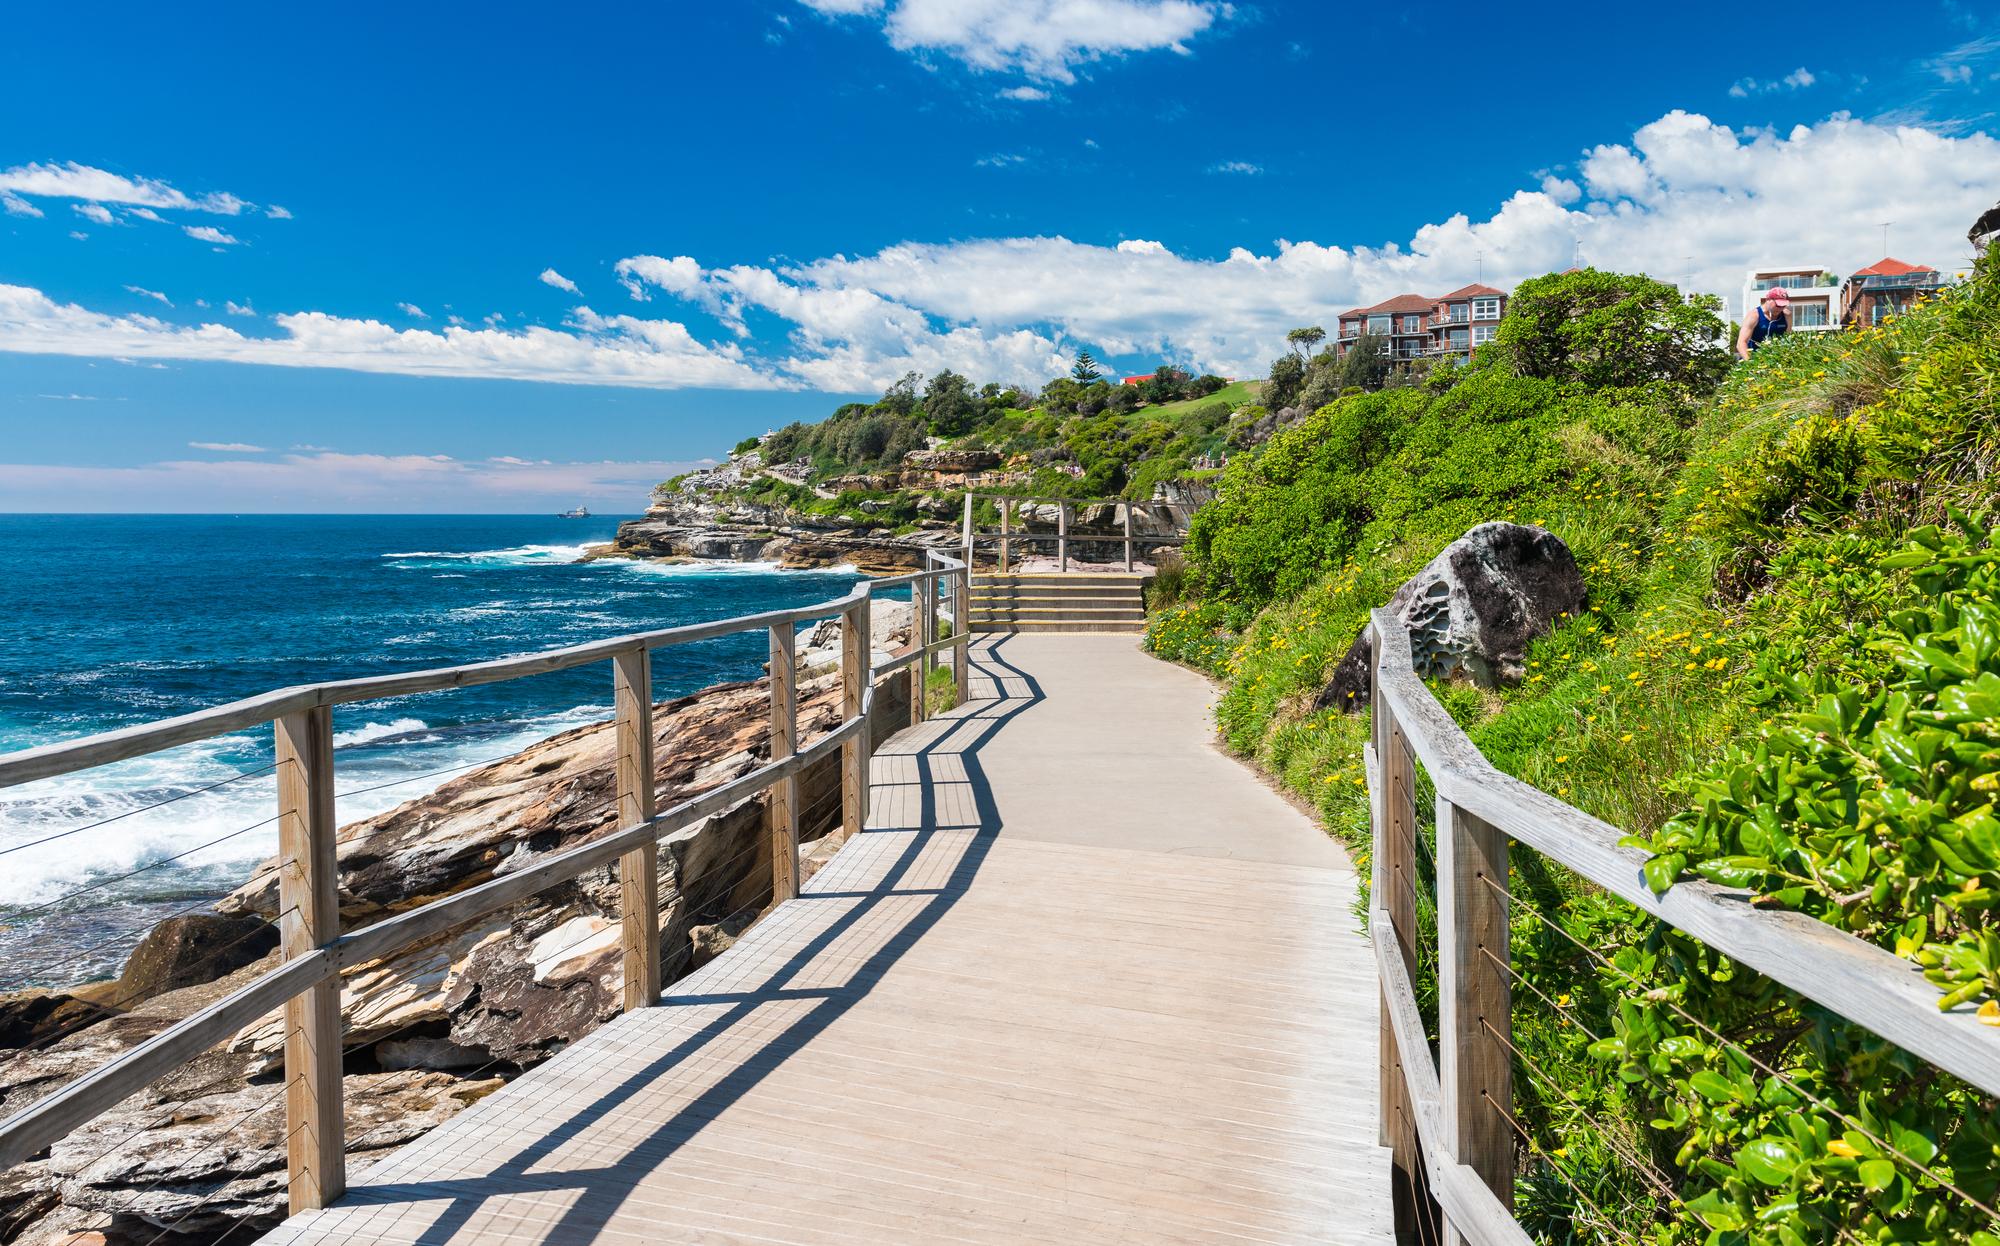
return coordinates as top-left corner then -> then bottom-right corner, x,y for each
1471,297 -> 1501,320
1447,328 -> 1469,348
1402,315 -> 1426,334
1790,302 -> 1827,328
1471,325 -> 1497,345
1367,314 -> 1391,335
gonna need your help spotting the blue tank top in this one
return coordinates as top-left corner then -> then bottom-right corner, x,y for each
1748,306 -> 1788,349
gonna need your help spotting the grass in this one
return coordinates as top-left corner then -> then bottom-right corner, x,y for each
1129,378 -> 1265,421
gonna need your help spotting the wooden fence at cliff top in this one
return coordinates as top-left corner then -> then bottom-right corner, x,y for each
1365,608 -> 2000,1244
0,551 -> 971,1219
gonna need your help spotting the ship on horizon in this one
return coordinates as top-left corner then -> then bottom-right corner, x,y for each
557,506 -> 591,519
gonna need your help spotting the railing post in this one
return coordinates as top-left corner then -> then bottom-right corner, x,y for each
953,567 -> 970,705
275,706 -> 343,1214
841,592 -> 871,841
1058,501 -> 1069,572
1123,504 -> 1134,573
1439,798 -> 1513,1241
1372,626 -> 1422,1240
910,572 -> 930,727
613,647 -> 660,1010
767,623 -> 800,903
999,498 -> 1011,574
962,493 -> 974,567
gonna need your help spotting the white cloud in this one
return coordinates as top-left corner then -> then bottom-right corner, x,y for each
188,441 -> 267,453
539,268 -> 581,294
265,205 -> 293,220
396,302 -> 429,319
976,152 -> 1028,167
1208,160 -> 1262,175
0,162 -> 249,214
225,300 -> 255,316
609,110 -> 2000,387
799,0 -> 1224,83
0,451 -> 714,513
185,224 -> 240,245
998,85 -> 1051,100
123,285 -> 172,306
38,393 -> 98,401
74,203 -> 115,226
0,284 -> 784,390
614,255 -> 705,301
1729,66 -> 1821,97
128,207 -> 165,223
68,230 -> 88,241
3,193 -> 44,218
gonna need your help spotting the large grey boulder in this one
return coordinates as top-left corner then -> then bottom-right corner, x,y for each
1320,523 -> 1585,712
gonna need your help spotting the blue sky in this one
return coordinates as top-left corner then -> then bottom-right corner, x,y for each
3,1 -> 1997,511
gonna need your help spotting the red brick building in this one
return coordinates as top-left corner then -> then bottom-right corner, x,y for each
1335,283 -> 1510,362
1839,258 -> 1944,327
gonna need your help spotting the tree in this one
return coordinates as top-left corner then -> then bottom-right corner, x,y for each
923,369 -> 978,437
1286,326 -> 1326,357
1340,332 -> 1390,393
1139,365 -> 1191,405
1070,349 -> 1103,382
874,371 -> 922,417
1265,353 -> 1306,410
1490,268 -> 1730,391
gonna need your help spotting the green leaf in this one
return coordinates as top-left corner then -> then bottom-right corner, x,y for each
1735,1136 -> 1802,1187
1690,1069 -> 1741,1103
1858,1158 -> 1895,1191
1642,852 -> 1685,895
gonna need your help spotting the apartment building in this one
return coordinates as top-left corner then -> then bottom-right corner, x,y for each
1740,265 -> 1839,331
1839,258 -> 1944,327
1334,284 -> 1511,362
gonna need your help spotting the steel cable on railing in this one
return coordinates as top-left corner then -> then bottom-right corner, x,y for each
1481,871 -> 2000,1222
0,903 -> 299,1065
132,1078 -> 306,1246
1388,1099 -> 1440,1246
0,761 -> 280,859
4,814 -> 283,924
1484,1089 -> 1644,1246
1477,1016 -> 1682,1208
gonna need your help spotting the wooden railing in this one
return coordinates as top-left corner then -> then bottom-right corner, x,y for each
1365,609 -> 2000,1244
958,492 -> 1188,573
0,552 -> 971,1215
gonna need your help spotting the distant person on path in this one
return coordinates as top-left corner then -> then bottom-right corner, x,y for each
1737,287 -> 1790,359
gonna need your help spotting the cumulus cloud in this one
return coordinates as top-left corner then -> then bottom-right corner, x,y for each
396,302 -> 429,319
7,111 -> 1995,397
225,300 -> 255,316
188,441 -> 267,453
1208,160 -> 1262,175
609,111 -> 2000,386
123,285 -> 172,306
0,451 -> 714,513
0,161 -> 249,214
74,203 -> 115,226
0,284 -> 783,390
265,205 -> 293,220
799,0 -> 1224,83
3,192 -> 43,218
185,225 -> 240,245
539,267 -> 581,294
998,85 -> 1051,100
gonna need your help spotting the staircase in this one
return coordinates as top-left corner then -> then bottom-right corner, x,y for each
967,573 -> 1149,633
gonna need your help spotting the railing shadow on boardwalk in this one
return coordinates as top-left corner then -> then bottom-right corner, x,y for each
339,635 -> 1044,1246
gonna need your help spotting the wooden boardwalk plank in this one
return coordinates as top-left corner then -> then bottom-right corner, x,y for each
260,636 -> 1393,1245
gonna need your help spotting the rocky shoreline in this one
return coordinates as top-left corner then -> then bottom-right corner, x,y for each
0,607 -> 918,1246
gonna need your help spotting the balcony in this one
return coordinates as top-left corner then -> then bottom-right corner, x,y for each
1760,274 -> 1832,290
1856,272 -> 1942,292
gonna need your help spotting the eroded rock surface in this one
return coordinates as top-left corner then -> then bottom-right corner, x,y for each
1321,523 -> 1586,711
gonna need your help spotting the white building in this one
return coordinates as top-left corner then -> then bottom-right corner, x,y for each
1741,265 -> 1840,332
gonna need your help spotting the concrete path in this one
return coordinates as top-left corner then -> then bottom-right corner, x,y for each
262,635 -> 1393,1245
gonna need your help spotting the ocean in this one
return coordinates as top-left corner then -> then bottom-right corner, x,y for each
0,514 -> 871,990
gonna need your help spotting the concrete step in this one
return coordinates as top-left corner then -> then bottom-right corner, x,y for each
973,574 -> 1149,584
971,613 -> 1147,625
970,592 -> 1143,606
971,620 -> 1147,633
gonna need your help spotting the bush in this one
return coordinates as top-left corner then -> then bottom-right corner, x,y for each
1493,268 -> 1731,392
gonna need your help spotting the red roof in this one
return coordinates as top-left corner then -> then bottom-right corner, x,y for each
1435,283 -> 1506,301
1120,375 -> 1151,385
1850,257 -> 1936,277
1362,293 -> 1439,315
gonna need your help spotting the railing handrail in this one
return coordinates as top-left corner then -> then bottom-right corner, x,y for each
958,493 -> 1191,573
0,554 -> 972,1201
1365,606 -> 2000,1245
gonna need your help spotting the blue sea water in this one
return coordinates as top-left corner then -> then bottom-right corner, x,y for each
0,514 -> 871,987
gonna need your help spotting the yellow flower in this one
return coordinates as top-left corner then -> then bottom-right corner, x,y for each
1620,733 -> 1633,743
1980,1000 -> 2000,1027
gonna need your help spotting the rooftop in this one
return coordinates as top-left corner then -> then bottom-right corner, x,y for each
1851,257 -> 1938,277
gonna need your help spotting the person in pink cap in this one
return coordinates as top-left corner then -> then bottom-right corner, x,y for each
1736,286 -> 1791,359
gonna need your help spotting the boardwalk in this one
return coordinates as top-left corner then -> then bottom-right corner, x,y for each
261,635 -> 1393,1245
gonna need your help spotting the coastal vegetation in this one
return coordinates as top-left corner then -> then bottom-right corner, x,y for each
1146,253 -> 2000,1243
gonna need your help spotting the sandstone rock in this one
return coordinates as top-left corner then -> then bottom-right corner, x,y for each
114,914 -> 278,1005
0,992 -> 114,1052
1320,523 -> 1586,712
901,448 -> 999,475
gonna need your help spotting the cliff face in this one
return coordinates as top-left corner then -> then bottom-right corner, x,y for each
1,614 -> 918,1246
